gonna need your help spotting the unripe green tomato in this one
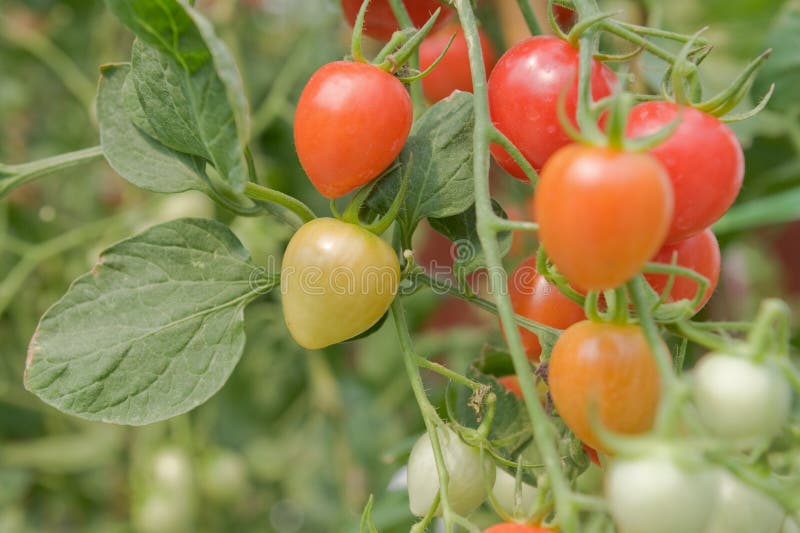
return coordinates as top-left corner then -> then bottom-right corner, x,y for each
150,447 -> 193,491
199,450 -> 248,504
605,454 -> 718,533
492,467 -> 538,518
692,354 -> 792,444
280,218 -> 400,349
134,493 -> 193,533
704,470 -> 785,533
406,425 -> 495,517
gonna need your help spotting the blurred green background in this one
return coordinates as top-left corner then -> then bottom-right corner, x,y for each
1,0 -> 798,531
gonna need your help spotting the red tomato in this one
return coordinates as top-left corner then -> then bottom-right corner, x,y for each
552,5 -> 577,31
484,524 -> 555,533
534,144 -> 673,290
583,444 -> 601,467
497,374 -> 524,398
340,0 -> 447,41
488,36 -> 616,180
548,321 -> 662,454
294,61 -> 412,198
419,24 -> 497,103
626,102 -> 744,243
507,255 -> 585,360
644,228 -> 721,311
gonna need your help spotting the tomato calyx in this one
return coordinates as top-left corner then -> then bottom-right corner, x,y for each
350,0 -> 446,78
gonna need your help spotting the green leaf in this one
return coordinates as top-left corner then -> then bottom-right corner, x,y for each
428,200 -> 512,278
24,219 -> 265,425
98,63 -> 208,193
753,0 -> 800,112
368,91 -> 475,238
714,187 -> 800,235
106,0 -> 250,191
446,348 -> 534,479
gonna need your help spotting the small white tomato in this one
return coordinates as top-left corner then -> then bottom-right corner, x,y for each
491,467 -> 538,518
407,425 -> 494,517
704,469 -> 785,533
692,354 -> 791,444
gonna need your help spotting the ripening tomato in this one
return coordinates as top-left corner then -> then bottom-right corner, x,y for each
691,353 -> 792,445
281,218 -> 400,349
340,0 -> 447,41
626,102 -> 744,243
483,524 -> 556,533
644,228 -> 720,311
507,255 -> 585,360
419,24 -> 496,103
294,61 -> 412,198
548,321 -> 662,454
488,36 -> 616,179
407,425 -> 494,517
534,145 -> 674,291
605,455 -> 718,533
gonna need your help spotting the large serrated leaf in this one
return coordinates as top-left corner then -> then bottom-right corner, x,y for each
106,0 -> 250,191
428,200 -> 512,278
368,91 -> 475,237
98,63 -> 208,193
24,219 -> 263,425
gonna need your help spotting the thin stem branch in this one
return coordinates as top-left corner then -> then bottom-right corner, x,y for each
243,182 -> 316,224
0,146 -> 105,198
516,0 -> 543,36
416,356 -> 484,390
387,0 -> 427,116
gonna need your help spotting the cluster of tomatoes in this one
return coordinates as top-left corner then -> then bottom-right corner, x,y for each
284,1 -> 796,531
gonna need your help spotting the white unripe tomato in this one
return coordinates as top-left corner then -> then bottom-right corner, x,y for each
406,425 -> 494,517
491,467 -> 538,518
704,470 -> 785,533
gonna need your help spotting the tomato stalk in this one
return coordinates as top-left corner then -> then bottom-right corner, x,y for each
516,0 -> 543,36
453,1 -> 579,531
0,145 -> 104,199
386,0 -> 427,116
242,182 -> 316,225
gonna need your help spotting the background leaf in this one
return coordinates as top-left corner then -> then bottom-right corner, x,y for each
368,91 -> 475,239
24,219 -> 263,425
98,63 -> 208,193
753,0 -> 800,112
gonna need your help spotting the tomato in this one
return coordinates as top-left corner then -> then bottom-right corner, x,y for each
704,470 -> 785,533
583,444 -> 601,467
294,61 -> 412,198
340,0 -> 447,41
605,454 -> 718,533
548,321 -> 662,454
407,425 -> 495,517
552,5 -> 577,31
488,36 -> 616,179
419,23 -> 497,103
534,145 -> 674,291
492,467 -> 538,518
626,102 -> 744,243
644,228 -> 721,311
281,218 -> 400,349
691,353 -> 792,445
507,255 -> 585,360
198,450 -> 248,504
483,524 -> 555,533
785,519 -> 800,533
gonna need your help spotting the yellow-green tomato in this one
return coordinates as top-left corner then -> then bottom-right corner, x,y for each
407,425 -> 495,517
281,218 -> 400,349
492,467 -> 538,518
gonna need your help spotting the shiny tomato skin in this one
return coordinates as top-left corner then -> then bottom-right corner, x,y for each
281,218 -> 400,349
626,102 -> 744,243
548,321 -> 662,454
340,0 -> 447,41
488,36 -> 616,179
534,144 -> 673,291
483,524 -> 556,533
644,228 -> 721,311
419,24 -> 497,103
294,62 -> 412,198
507,255 -> 585,360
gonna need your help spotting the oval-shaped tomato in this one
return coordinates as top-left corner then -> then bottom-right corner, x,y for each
534,145 -> 674,291
484,524 -> 556,533
626,102 -> 744,243
281,218 -> 400,349
691,353 -> 792,445
491,467 -> 538,518
407,425 -> 494,517
644,228 -> 721,311
548,321 -> 662,454
419,23 -> 496,103
507,255 -> 585,360
488,36 -> 616,179
704,470 -> 786,533
605,455 -> 718,533
294,61 -> 412,198
340,0 -> 447,41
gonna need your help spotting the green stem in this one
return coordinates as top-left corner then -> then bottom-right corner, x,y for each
0,146 -> 105,199
242,182 -> 316,224
416,356 -> 484,390
669,320 -> 731,353
387,0 -> 427,116
489,127 -> 540,186
627,276 -> 677,384
454,2 -> 578,531
516,0 -> 543,36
